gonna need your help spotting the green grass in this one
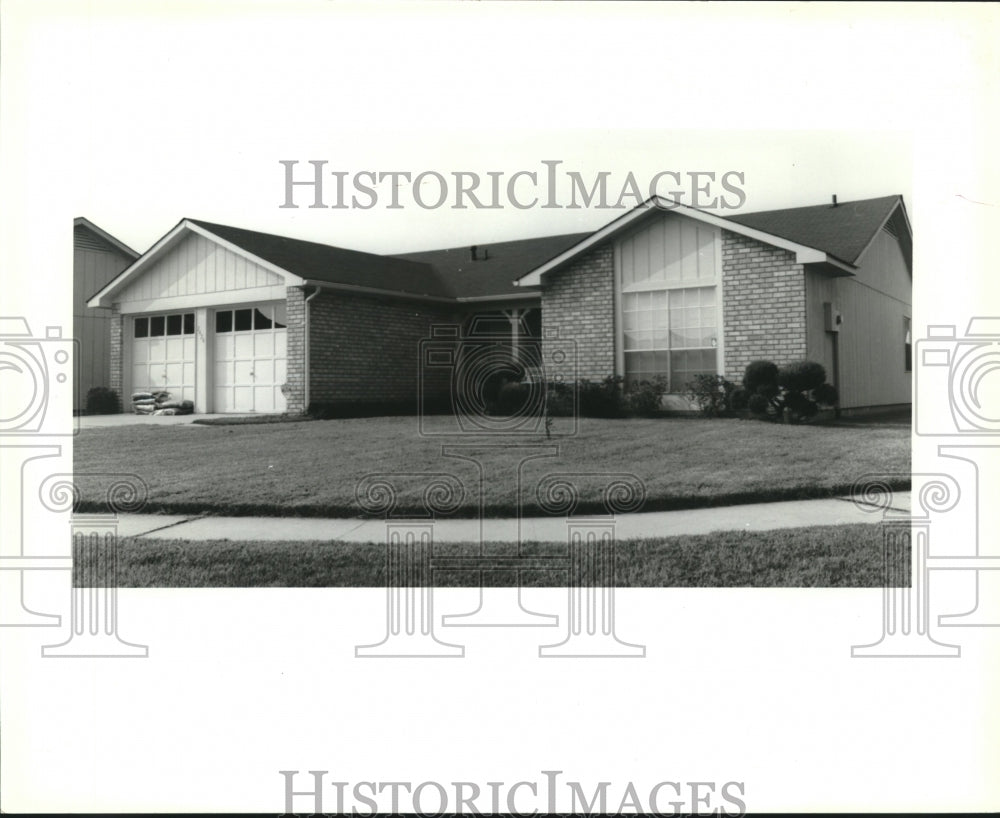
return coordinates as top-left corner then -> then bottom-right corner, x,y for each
82,524 -> 901,588
73,415 -> 910,517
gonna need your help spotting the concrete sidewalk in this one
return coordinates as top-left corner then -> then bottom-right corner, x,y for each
114,492 -> 911,543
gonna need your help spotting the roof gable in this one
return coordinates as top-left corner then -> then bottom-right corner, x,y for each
74,217 -> 139,259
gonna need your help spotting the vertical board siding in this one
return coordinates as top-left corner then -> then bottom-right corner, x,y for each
804,229 -> 912,409
73,227 -> 136,411
118,233 -> 283,303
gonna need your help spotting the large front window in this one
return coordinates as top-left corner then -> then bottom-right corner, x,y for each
619,215 -> 721,391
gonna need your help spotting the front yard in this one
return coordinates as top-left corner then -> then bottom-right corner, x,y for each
84,524 -> 897,587
73,415 -> 910,517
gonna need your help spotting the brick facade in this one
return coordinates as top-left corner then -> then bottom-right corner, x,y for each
539,243 -> 615,382
284,286 -> 306,413
108,305 -> 123,410
306,289 -> 456,410
721,230 -> 807,382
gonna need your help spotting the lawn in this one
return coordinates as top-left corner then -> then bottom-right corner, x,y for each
73,415 -> 910,517
83,524 -> 901,588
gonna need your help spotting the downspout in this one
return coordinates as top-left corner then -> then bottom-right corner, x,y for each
303,285 -> 321,413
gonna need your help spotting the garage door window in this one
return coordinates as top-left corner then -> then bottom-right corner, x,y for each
134,313 -> 195,338
216,305 -> 286,333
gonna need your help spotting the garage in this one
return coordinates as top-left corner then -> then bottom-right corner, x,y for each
212,303 -> 287,413
131,311 -> 196,402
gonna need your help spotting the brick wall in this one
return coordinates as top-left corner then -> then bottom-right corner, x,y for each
540,243 -> 615,382
284,287 -> 306,413
108,305 -> 122,410
307,289 -> 456,409
721,231 -> 807,381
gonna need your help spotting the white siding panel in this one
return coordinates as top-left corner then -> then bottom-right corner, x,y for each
118,233 -> 284,305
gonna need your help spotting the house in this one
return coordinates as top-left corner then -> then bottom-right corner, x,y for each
86,194 -> 912,415
74,218 -> 139,413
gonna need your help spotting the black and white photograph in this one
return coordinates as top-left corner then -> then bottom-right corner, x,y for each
1,1 -> 998,814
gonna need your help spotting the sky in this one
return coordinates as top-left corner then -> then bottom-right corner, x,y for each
2,2 -> 999,813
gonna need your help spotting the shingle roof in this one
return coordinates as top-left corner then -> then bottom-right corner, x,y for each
724,195 -> 903,266
191,219 -> 588,300
188,219 -> 450,299
392,232 -> 591,298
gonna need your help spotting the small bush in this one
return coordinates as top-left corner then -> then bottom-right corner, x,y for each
85,387 -> 120,415
741,359 -> 837,424
747,393 -> 770,415
544,381 -> 575,417
813,383 -> 839,407
778,360 -> 827,392
730,387 -> 749,413
743,360 -> 779,393
490,381 -> 533,416
625,377 -> 667,417
578,376 -> 626,418
686,374 -> 739,417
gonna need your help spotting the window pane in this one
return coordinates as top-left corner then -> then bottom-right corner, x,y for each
166,314 -> 182,335
273,303 -> 287,329
183,313 -> 195,334
253,308 -> 273,330
150,316 -> 165,336
234,309 -> 253,331
134,317 -> 148,338
216,311 -> 232,333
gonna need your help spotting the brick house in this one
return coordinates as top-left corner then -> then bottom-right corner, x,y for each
87,194 -> 912,414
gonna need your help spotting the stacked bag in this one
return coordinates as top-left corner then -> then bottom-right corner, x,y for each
131,391 -> 194,416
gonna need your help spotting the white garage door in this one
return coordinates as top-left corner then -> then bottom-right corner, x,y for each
131,312 -> 196,401
213,303 -> 287,413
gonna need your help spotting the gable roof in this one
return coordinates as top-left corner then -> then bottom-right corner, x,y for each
187,219 -> 449,299
513,194 -> 910,287
725,195 -> 906,267
73,217 -> 139,259
392,232 -> 590,300
89,194 -> 910,309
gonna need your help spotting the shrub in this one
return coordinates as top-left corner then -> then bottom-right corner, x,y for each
741,359 -> 838,424
730,387 -> 749,413
813,382 -> 839,407
491,380 -> 533,416
747,393 -> 771,415
686,374 -> 739,417
578,376 -> 626,418
777,360 -> 827,392
743,360 -> 779,393
625,376 -> 667,417
544,381 -> 575,417
85,386 -> 120,415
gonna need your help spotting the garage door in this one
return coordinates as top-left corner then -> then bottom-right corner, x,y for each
213,304 -> 287,413
131,312 -> 196,401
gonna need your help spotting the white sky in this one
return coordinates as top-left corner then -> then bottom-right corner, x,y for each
2,2 -> 999,813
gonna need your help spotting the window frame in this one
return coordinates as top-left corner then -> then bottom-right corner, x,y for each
614,219 -> 724,393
